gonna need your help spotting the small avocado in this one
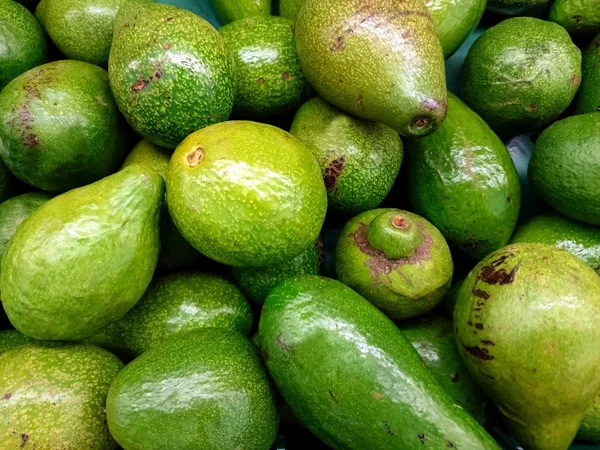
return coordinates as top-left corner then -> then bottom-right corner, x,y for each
109,3 -> 235,149
486,0 -> 549,15
290,96 -> 403,215
210,0 -> 270,24
0,60 -> 130,191
279,0 -> 303,22
549,0 -> 600,35
455,243 -> 600,450
107,329 -> 278,450
528,113 -> 600,225
575,34 -> 600,114
0,160 -> 23,204
0,329 -> 33,354
0,342 -> 123,449
1,166 -> 164,341
461,17 -> 581,136
579,398 -> 600,441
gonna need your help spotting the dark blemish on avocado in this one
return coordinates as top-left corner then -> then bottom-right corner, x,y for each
18,106 -> 39,148
1,393 -> 11,401
451,373 -> 460,383
275,334 -> 290,352
507,196 -> 511,203
166,17 -> 174,21
331,36 -> 345,51
573,15 -> 581,23
481,340 -> 495,346
383,422 -> 395,436
327,390 -> 338,403
418,433 -> 426,443
358,95 -> 364,110
290,24 -> 295,35
324,157 -> 345,191
258,78 -> 265,85
479,263 -> 519,285
132,79 -> 149,93
447,441 -> 454,447
463,345 -> 494,361
282,72 -> 290,81
339,78 -> 343,83
187,147 -> 204,167
467,320 -> 473,326
163,43 -> 170,50
372,392 -> 383,400
572,75 -> 581,86
23,85 -> 41,100
413,117 -> 429,128
475,323 -> 483,330
151,69 -> 162,81
20,433 -> 28,447
472,288 -> 490,300
526,104 -> 537,112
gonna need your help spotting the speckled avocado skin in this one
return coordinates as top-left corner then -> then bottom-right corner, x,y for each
549,0 -> 600,35
0,342 -> 123,450
295,0 -> 447,137
528,113 -> 600,225
454,243 -> 600,450
167,121 -> 327,267
0,166 -> 164,341
486,0 -> 549,15
290,96 -> 403,214
211,0 -> 271,24
575,34 -> 600,114
0,329 -> 33,354
259,275 -> 500,450
0,161 -> 22,205
107,329 -> 278,450
0,60 -> 130,191
406,93 -> 521,260
460,17 -> 581,136
279,0 -> 303,22
109,3 -> 235,149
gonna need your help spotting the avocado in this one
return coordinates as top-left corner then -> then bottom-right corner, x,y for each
1,166 -> 163,341
486,0 -> 549,15
106,329 -> 278,450
290,96 -> 403,215
259,275 -> 500,449
0,329 -> 33,354
405,93 -> 521,261
528,113 -> 600,225
210,0 -> 271,24
279,0 -> 302,22
575,34 -> 600,114
454,243 -> 600,450
579,398 -> 600,441
167,121 -> 327,267
460,17 -> 581,136
109,3 -> 235,149
0,160 -> 23,204
0,342 -> 123,449
549,0 -> 600,35
0,60 -> 130,191
295,0 -> 447,137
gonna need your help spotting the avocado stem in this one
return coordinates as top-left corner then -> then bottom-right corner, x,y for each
366,211 -> 423,259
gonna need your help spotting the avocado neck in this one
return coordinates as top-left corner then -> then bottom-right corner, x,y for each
366,212 -> 423,260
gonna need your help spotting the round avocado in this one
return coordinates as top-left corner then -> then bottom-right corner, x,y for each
279,0 -> 303,22
290,96 -> 403,215
167,120 -> 327,267
0,329 -> 34,354
0,160 -> 23,204
486,0 -> 549,15
460,17 -> 581,136
549,0 -> 600,35
575,34 -> 600,114
109,3 -> 235,149
210,0 -> 271,24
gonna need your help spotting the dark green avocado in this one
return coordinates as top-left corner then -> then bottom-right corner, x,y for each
210,0 -> 271,24
279,0 -> 303,22
549,0 -> 600,35
0,329 -> 34,353
575,34 -> 600,114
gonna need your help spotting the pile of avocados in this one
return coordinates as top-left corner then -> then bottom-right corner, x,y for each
1,0 -> 600,448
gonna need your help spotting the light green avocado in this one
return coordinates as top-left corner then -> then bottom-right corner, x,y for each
549,0 -> 600,35
575,34 -> 600,114
0,166 -> 163,341
279,0 -> 303,22
486,0 -> 549,15
0,329 -> 34,354
210,0 -> 270,24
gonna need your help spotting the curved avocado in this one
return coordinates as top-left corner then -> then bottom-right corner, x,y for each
109,3 -> 235,149
454,243 -> 600,450
549,0 -> 600,35
0,342 -> 123,449
575,34 -> 600,114
279,0 -> 303,22
259,275 -> 500,449
210,0 -> 270,24
0,329 -> 34,354
0,60 -> 130,191
528,113 -> 600,225
290,96 -> 403,215
460,17 -> 581,136
405,93 -> 521,260
106,329 -> 278,450
579,398 -> 600,441
0,161 -> 23,205
167,121 -> 327,267
0,166 -> 164,341
486,0 -> 549,15
295,0 -> 447,137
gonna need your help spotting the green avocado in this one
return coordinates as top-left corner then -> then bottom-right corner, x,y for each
290,96 -> 403,215
575,34 -> 600,114
460,17 -> 581,136
295,0 -> 447,137
486,0 -> 549,15
528,113 -> 600,225
210,0 -> 270,24
0,342 -> 123,449
579,398 -> 600,441
454,243 -> 600,450
109,3 -> 235,149
549,0 -> 600,35
0,160 -> 23,205
0,166 -> 163,341
0,60 -> 130,191
405,93 -> 521,260
0,329 -> 33,354
279,0 -> 302,22
106,329 -> 278,450
259,275 -> 500,449
167,121 -> 327,267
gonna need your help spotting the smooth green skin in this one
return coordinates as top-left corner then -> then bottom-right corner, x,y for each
460,17 -> 582,137
0,342 -> 123,450
0,166 -> 164,341
210,0 -> 271,24
167,121 -> 327,267
87,272 -> 253,359
107,329 -> 278,450
0,329 -> 33,354
399,316 -> 488,425
295,0 -> 447,137
290,96 -> 403,215
0,60 -> 130,191
575,34 -> 600,114
0,161 -> 21,204
528,113 -> 600,225
549,0 -> 600,35
279,0 -> 302,22
454,243 -> 600,450
366,211 -> 424,259
487,0 -> 549,15
220,16 -> 309,118
579,397 -> 600,440
406,93 -> 521,261
259,275 -> 500,450
109,3 -> 235,149
336,209 -> 453,319
0,0 -> 47,90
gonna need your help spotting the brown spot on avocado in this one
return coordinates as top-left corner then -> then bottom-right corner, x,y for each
187,147 -> 204,167
275,334 -> 290,352
447,441 -> 454,447
166,17 -> 174,21
526,104 -> 537,112
418,433 -> 426,443
331,36 -> 345,51
383,421 -> 395,436
391,216 -> 409,230
20,433 -> 28,447
451,373 -> 460,383
475,323 -> 483,330
163,43 -> 170,50
1,393 -> 11,401
463,344 -> 494,361
358,94 -> 364,110
257,78 -> 265,85
481,340 -> 495,346
572,75 -> 581,86
132,79 -> 149,93
573,15 -> 581,23
282,72 -> 290,81
371,392 -> 382,400
413,117 -> 429,128
479,263 -> 519,285
324,157 -> 345,191
472,288 -> 490,300
327,390 -> 338,403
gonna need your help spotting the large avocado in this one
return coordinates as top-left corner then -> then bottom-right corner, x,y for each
210,0 -> 271,24
549,0 -> 600,35
575,34 -> 600,114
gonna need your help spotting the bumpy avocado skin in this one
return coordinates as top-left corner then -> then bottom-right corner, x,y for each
549,0 -> 600,35
0,342 -> 123,449
575,34 -> 600,114
455,243 -> 600,450
460,17 -> 581,136
528,113 -> 600,225
106,329 -> 278,450
211,0 -> 271,24
109,3 -> 235,149
279,0 -> 303,22
487,0 -> 549,15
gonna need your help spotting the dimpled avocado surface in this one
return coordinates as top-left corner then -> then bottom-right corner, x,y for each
575,34 -> 600,114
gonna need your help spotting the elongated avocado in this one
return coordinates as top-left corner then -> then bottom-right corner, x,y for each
575,34 -> 600,114
210,0 -> 270,24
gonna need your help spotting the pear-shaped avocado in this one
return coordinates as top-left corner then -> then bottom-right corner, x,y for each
0,329 -> 33,354
549,0 -> 600,35
454,243 -> 600,450
109,3 -> 235,149
0,161 -> 22,204
0,342 -> 123,449
167,121 -> 327,267
0,166 -> 164,341
295,0 -> 447,137
210,0 -> 271,24
336,209 -> 453,319
107,329 -> 278,450
486,0 -> 549,15
290,96 -> 403,215
279,0 -> 302,22
575,34 -> 600,114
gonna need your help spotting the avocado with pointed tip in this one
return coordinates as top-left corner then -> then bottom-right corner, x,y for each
210,0 -> 270,24
486,0 -> 549,15
575,34 -> 600,114
549,0 -> 600,35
